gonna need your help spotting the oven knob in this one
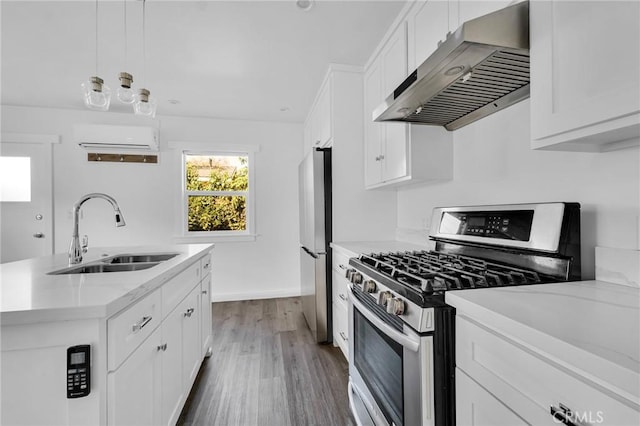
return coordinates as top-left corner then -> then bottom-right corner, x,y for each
386,298 -> 405,316
362,280 -> 377,293
351,272 -> 363,285
345,268 -> 356,280
377,291 -> 392,307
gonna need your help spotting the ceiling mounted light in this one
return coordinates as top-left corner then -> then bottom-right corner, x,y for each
134,0 -> 157,118
296,0 -> 314,11
81,0 -> 111,111
117,0 -> 135,104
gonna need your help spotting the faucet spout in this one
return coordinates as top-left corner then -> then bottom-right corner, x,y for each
69,193 -> 126,265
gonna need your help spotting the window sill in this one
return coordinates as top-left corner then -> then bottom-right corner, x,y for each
172,234 -> 257,244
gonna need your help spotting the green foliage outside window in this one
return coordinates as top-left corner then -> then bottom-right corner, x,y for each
186,155 -> 248,232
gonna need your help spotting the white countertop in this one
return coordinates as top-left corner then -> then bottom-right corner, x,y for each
446,280 -> 640,405
0,244 -> 213,325
331,240 -> 428,257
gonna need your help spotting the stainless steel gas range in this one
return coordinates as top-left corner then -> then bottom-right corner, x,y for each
346,203 -> 581,426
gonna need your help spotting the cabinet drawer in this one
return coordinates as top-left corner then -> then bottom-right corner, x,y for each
162,261 -> 200,318
456,315 -> 640,426
333,301 -> 349,360
332,249 -> 353,275
332,270 -> 349,308
108,289 -> 161,371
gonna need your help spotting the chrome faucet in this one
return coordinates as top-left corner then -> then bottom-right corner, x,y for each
69,193 -> 126,265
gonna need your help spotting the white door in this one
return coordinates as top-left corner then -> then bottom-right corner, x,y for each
0,138 -> 55,263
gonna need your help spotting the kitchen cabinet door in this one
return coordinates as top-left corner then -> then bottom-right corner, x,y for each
108,327 -> 162,426
161,302 -> 185,426
364,60 -> 384,187
456,368 -> 531,426
457,0 -> 513,24
182,287 -> 202,391
408,0 -> 450,71
313,81 -> 332,148
379,22 -> 410,183
306,76 -> 333,152
530,0 -> 640,151
201,274 -> 212,358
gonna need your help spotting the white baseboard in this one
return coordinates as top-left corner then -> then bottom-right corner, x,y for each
212,288 -> 301,302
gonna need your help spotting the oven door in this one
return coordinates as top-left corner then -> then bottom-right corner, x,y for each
348,286 -> 435,426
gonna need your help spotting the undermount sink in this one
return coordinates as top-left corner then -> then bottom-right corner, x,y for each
104,253 -> 179,264
50,262 -> 160,275
48,252 -> 181,275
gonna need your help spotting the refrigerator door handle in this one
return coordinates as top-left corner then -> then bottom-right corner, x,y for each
302,246 -> 319,259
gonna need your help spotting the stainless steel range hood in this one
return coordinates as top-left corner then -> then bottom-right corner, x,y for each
373,1 -> 529,131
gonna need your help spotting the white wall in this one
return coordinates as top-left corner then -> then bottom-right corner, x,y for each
1,105 -> 303,301
396,100 -> 640,279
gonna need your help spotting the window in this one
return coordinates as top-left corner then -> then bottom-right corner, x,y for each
182,151 -> 254,238
0,156 -> 31,202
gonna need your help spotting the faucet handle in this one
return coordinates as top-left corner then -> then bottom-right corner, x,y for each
82,235 -> 89,253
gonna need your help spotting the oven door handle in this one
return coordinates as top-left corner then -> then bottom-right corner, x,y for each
349,287 -> 420,352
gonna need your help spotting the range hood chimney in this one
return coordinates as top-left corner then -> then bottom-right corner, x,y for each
373,1 -> 529,131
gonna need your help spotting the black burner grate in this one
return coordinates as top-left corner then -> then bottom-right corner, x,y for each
359,250 -> 544,295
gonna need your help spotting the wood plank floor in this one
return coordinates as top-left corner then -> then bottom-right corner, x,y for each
178,297 -> 355,426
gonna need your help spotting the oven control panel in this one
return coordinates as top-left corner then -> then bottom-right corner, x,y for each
439,209 -> 534,241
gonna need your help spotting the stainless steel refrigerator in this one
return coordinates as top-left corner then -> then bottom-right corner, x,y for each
298,147 -> 332,343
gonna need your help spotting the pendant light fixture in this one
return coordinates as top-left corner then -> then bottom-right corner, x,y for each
81,0 -> 111,111
117,0 -> 135,104
134,0 -> 157,117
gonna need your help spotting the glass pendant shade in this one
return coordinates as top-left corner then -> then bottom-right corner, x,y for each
116,72 -> 135,104
134,88 -> 157,118
81,76 -> 111,111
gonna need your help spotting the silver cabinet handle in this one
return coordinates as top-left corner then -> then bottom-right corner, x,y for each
184,308 -> 195,318
203,261 -> 210,270
338,264 -> 346,270
339,293 -> 347,301
33,233 -> 45,238
157,343 -> 167,352
379,154 -> 385,160
202,290 -> 208,295
132,316 -> 152,333
339,332 -> 348,342
550,403 -> 581,426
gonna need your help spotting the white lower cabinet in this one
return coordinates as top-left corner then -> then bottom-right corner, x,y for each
200,256 -> 212,358
108,327 -> 162,426
107,253 -> 213,425
331,248 -> 353,360
161,284 -> 201,426
456,315 -> 640,426
456,368 -> 530,426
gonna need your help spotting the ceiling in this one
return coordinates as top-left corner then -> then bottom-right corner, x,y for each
1,0 -> 406,123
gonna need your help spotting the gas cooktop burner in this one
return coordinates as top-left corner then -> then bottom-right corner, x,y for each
359,250 -> 544,294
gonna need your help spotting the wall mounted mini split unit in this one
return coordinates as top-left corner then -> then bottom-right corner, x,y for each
73,124 -> 159,151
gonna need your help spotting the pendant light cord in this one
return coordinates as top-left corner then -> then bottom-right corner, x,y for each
142,0 -> 146,87
123,0 -> 128,70
95,0 -> 99,75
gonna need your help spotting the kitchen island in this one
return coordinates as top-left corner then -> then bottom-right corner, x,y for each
0,244 -> 214,426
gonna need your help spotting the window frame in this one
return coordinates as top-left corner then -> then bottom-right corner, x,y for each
179,148 -> 256,242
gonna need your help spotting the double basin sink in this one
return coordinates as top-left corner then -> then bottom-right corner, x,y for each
49,253 -> 180,275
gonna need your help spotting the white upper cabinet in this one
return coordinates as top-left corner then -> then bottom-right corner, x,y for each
457,0 -> 514,24
407,0 -> 451,71
530,0 -> 640,151
364,60 -> 384,186
364,13 -> 452,189
305,76 -> 333,153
